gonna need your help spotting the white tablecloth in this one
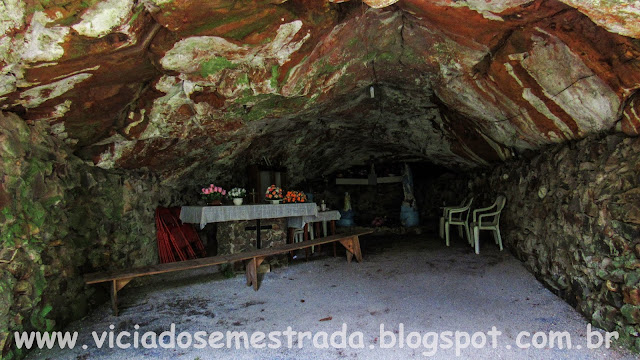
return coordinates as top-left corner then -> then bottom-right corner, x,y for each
180,203 -> 318,229
287,210 -> 341,229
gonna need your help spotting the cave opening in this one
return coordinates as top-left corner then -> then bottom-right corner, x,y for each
1,0 -> 640,359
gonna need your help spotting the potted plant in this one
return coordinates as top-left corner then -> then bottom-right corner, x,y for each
228,187 -> 247,205
201,184 -> 226,205
265,185 -> 283,204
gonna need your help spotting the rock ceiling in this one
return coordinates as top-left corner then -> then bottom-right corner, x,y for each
1,0 -> 640,185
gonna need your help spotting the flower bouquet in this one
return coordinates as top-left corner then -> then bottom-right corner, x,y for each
201,184 -> 226,205
283,190 -> 307,203
229,187 -> 246,205
265,185 -> 283,204
228,187 -> 246,198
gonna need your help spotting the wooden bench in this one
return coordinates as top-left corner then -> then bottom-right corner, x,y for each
84,230 -> 372,316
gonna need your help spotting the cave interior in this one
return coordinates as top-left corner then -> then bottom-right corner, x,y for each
1,0 -> 640,357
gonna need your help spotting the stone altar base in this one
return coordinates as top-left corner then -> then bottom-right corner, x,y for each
217,218 -> 287,263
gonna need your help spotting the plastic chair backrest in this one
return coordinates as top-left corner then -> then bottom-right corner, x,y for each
459,196 -> 469,207
462,197 -> 474,222
494,195 -> 506,223
449,197 -> 473,221
482,195 -> 506,226
496,195 -> 506,212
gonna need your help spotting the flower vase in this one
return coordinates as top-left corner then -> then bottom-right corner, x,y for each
233,198 -> 243,206
269,199 -> 281,204
209,199 -> 222,206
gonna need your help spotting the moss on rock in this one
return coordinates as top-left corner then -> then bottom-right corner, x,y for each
0,112 -> 173,359
200,57 -> 237,77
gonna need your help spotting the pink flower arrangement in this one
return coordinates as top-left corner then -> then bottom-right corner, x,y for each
201,184 -> 226,202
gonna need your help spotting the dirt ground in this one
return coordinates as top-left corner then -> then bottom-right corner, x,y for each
26,232 -> 637,359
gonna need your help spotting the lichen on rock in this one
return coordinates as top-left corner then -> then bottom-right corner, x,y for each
72,0 -> 135,38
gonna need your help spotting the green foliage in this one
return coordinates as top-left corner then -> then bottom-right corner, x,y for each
28,303 -> 56,332
1,207 -> 14,221
40,304 -> 52,318
5,349 -> 16,360
27,202 -> 46,228
45,319 -> 55,332
32,270 -> 46,300
1,223 -> 23,248
29,304 -> 46,331
200,57 -> 237,77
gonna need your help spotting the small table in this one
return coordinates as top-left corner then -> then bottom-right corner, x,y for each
180,203 -> 318,249
287,210 -> 341,232
287,210 -> 341,257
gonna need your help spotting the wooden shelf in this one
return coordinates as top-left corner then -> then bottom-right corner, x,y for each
378,176 -> 403,183
335,176 -> 402,185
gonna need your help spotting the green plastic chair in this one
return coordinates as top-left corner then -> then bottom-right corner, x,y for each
471,195 -> 506,254
439,197 -> 470,239
444,197 -> 474,247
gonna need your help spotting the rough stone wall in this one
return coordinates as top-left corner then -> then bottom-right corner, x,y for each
414,170 -> 467,228
0,113 -> 172,359
314,183 -> 405,227
418,134 -> 640,349
217,218 -> 287,255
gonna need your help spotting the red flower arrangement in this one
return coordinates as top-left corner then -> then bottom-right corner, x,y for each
265,185 -> 283,200
283,191 -> 307,203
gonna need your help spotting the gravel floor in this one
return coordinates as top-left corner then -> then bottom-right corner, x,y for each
26,232 -> 637,359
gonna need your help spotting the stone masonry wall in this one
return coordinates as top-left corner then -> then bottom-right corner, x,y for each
0,113 -> 173,359
217,218 -> 287,255
314,183 -> 405,227
418,134 -> 640,350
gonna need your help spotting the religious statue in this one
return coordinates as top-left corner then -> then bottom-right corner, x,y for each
401,163 -> 419,227
338,192 -> 354,227
343,192 -> 352,212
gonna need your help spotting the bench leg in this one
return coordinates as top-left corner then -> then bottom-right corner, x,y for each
245,256 -> 265,291
304,224 -> 310,261
110,278 -> 132,316
111,281 -> 118,316
353,236 -> 362,262
338,236 -> 363,263
330,221 -> 337,257
314,222 -> 322,252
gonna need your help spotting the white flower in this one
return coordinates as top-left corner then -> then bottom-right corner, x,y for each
229,187 -> 246,198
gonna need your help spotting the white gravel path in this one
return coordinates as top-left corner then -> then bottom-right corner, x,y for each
26,233 -> 637,359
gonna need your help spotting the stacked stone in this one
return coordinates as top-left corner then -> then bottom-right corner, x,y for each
217,219 -> 287,256
419,134 -> 640,350
0,113 -> 172,359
